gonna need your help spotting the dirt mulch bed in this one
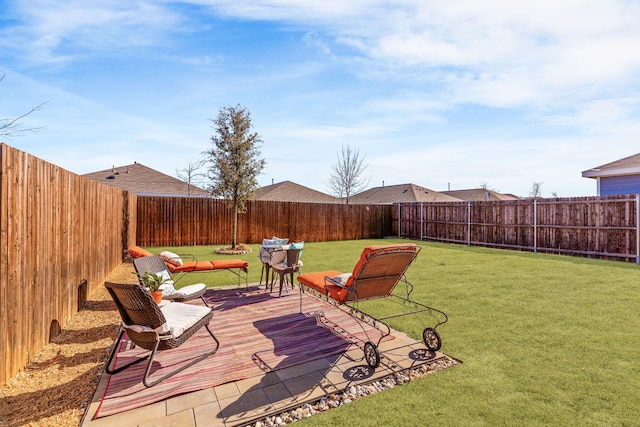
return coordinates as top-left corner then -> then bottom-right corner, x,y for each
0,263 -> 136,427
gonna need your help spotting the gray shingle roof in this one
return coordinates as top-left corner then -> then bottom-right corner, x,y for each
442,189 -> 520,201
252,181 -> 341,203
582,152 -> 640,178
83,163 -> 210,197
349,183 -> 462,204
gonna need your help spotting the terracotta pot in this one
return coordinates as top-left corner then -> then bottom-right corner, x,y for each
150,290 -> 163,304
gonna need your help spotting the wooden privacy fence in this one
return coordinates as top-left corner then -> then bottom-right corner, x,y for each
136,197 -> 392,246
393,195 -> 640,262
0,143 -> 136,385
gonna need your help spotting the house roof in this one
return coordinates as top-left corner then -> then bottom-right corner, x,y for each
83,163 -> 210,197
582,152 -> 640,179
349,183 -> 463,204
252,180 -> 341,203
442,188 -> 520,201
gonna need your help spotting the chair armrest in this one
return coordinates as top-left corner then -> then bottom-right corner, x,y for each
324,275 -> 349,289
176,253 -> 197,262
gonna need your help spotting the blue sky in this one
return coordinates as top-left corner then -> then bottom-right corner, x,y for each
1,0 -> 640,197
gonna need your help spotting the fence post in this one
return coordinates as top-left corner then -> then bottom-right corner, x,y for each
533,199 -> 538,253
636,194 -> 640,264
397,203 -> 401,238
420,202 -> 424,241
467,201 -> 471,246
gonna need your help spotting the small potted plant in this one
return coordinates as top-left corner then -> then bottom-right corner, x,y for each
138,272 -> 171,304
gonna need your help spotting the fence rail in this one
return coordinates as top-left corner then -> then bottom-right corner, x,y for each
136,197 -> 392,246
0,143 -> 136,385
393,195 -> 640,262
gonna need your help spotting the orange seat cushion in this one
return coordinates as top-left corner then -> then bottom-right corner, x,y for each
211,259 -> 249,271
165,259 -> 249,273
296,270 -> 346,302
128,246 -> 153,258
167,260 -> 216,273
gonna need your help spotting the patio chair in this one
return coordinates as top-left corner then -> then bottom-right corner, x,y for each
258,237 -> 289,287
134,255 -> 209,307
296,243 -> 448,369
268,247 -> 303,297
104,282 -> 220,387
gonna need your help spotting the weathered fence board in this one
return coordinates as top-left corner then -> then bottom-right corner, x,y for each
135,198 -> 392,246
0,143 -> 136,385
393,196 -> 639,261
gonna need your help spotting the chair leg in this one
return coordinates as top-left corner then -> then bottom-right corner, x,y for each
260,263 -> 264,285
105,329 -> 150,375
261,263 -> 271,289
200,295 -> 209,307
107,325 -> 221,388
278,271 -> 286,297
267,269 -> 275,293
141,324 -> 221,388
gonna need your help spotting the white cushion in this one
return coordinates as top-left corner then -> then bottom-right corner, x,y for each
159,281 -> 177,296
259,238 -> 276,262
126,323 -> 170,335
172,283 -> 206,298
269,247 -> 288,265
160,303 -> 211,338
332,273 -> 352,286
156,270 -> 177,296
289,241 -> 304,249
159,250 -> 183,266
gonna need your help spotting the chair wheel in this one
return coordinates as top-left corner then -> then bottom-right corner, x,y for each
364,341 -> 380,368
423,327 -> 441,351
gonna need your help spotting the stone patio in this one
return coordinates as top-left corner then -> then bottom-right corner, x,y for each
81,305 -> 455,427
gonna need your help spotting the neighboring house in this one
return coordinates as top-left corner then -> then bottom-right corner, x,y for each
83,163 -> 210,197
442,188 -> 520,201
582,153 -> 640,196
349,183 -> 463,204
252,180 -> 341,203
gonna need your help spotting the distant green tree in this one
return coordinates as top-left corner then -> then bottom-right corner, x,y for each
204,104 -> 265,249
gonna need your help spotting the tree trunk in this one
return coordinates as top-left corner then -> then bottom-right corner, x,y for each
232,207 -> 238,248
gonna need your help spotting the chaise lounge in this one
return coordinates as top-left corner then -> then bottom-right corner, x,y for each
128,245 -> 249,286
296,243 -> 448,369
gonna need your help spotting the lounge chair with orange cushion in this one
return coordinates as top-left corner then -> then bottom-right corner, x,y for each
296,243 -> 448,369
128,246 -> 249,287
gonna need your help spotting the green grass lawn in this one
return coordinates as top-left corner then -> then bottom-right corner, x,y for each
145,239 -> 640,426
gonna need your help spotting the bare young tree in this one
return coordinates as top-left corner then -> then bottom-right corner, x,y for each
328,144 -> 369,204
479,180 -> 498,191
204,104 -> 266,249
529,181 -> 543,198
176,158 -> 207,197
1,72 -> 47,139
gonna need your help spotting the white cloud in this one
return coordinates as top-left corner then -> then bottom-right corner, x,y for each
1,0 -> 180,64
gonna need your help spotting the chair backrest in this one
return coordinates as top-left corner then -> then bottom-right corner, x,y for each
104,282 -> 167,330
134,255 -> 170,278
259,237 -> 289,262
285,248 -> 302,268
343,244 -> 421,302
